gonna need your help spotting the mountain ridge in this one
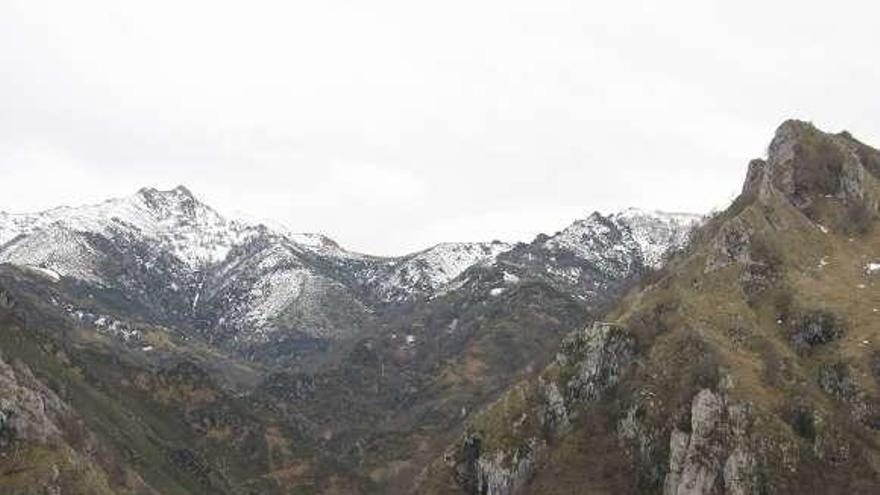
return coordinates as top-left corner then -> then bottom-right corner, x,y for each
416,119 -> 880,495
0,188 -> 700,352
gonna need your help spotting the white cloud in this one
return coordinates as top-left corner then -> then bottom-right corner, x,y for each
328,162 -> 427,205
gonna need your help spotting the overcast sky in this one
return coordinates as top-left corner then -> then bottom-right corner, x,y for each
2,1 -> 879,255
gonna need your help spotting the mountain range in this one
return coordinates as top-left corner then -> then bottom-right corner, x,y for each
0,189 -> 698,360
5,119 -> 879,495
0,180 -> 699,493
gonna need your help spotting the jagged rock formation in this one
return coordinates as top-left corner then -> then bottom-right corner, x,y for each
0,345 -> 132,494
419,322 -> 636,494
661,389 -> 757,495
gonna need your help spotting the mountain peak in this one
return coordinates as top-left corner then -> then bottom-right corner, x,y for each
754,120 -> 880,217
136,185 -> 197,204
172,184 -> 194,197
131,185 -> 214,226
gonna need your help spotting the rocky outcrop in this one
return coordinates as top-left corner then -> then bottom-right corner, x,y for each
789,310 -> 845,352
0,352 -> 66,447
439,322 -> 637,495
0,352 -> 122,495
474,438 -> 545,495
662,389 -> 757,495
817,361 -> 878,428
558,322 -> 637,403
705,218 -> 753,272
766,120 -> 880,216
0,288 -> 12,309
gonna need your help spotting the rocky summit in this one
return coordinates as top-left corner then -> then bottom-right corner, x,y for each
0,179 -> 697,493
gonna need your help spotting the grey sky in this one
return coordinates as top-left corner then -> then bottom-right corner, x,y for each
2,1 -> 879,255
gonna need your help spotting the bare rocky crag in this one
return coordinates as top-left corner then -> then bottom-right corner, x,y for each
0,346 -> 133,495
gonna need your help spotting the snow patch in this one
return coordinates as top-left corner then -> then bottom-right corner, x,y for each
25,265 -> 61,282
611,208 -> 703,268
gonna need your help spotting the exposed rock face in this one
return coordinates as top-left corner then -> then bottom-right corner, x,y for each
663,389 -> 757,495
790,310 -> 845,351
0,288 -> 12,309
436,322 -> 637,495
817,361 -> 877,427
705,217 -> 753,272
474,438 -> 546,495
766,120 -> 880,216
741,159 -> 769,196
0,352 -> 66,447
558,322 -> 636,403
0,350 -> 124,495
539,379 -> 569,434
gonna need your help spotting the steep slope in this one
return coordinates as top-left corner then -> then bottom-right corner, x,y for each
0,186 -> 259,330
0,265 -> 377,495
366,241 -> 513,303
0,344 -> 121,495
419,120 -> 880,495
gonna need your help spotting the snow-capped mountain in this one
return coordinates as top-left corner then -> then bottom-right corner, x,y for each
0,187 -> 701,353
610,208 -> 702,267
364,241 -> 512,302
0,187 -> 517,347
454,208 -> 704,308
0,186 -> 259,281
543,208 -> 701,271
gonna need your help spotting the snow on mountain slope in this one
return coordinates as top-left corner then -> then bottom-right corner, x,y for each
369,241 -> 512,302
0,186 -> 257,274
543,212 -> 641,276
480,208 -> 704,305
197,237 -> 376,345
610,208 -> 703,268
0,188 -> 514,344
0,225 -> 103,282
0,186 -> 701,349
544,209 -> 701,271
